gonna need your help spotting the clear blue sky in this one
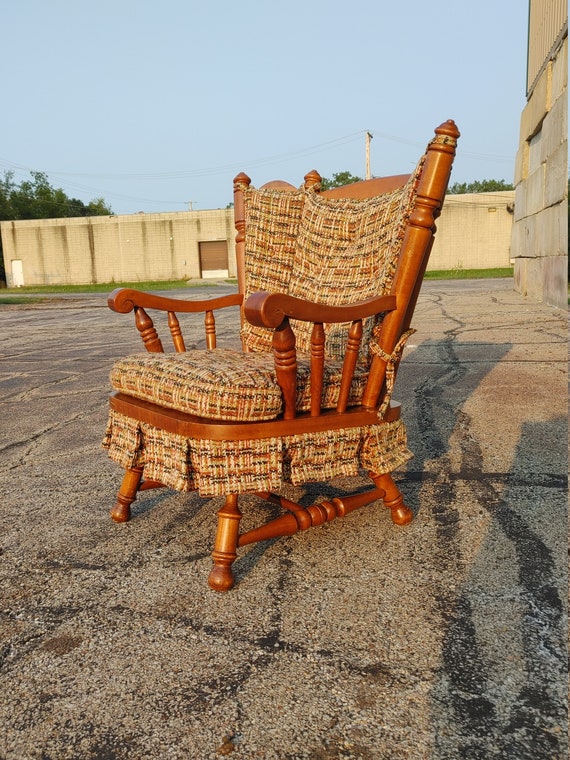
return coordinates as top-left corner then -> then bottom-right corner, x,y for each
3,0 -> 528,215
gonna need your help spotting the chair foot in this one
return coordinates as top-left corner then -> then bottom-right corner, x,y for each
208,562 -> 236,592
388,501 -> 414,526
370,471 -> 414,526
208,495 -> 242,591
110,467 -> 144,523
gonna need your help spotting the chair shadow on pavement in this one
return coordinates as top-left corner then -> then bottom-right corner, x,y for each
427,415 -> 567,759
396,336 -> 567,758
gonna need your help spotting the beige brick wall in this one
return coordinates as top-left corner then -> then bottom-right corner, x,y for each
429,192 -> 514,271
1,191 -> 515,288
1,209 -> 238,287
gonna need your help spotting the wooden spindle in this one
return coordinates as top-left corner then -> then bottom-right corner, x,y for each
272,318 -> 297,420
167,311 -> 186,352
205,310 -> 216,349
135,307 -> 164,353
233,172 -> 251,308
310,322 -> 325,416
336,320 -> 363,412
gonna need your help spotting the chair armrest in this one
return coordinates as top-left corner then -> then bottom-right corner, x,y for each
244,291 -> 396,328
245,291 -> 397,420
107,288 -> 243,353
108,287 -> 243,314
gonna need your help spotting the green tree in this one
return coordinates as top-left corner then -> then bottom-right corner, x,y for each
0,172 -> 15,220
320,171 -> 363,191
2,171 -> 113,220
448,179 -> 514,194
86,197 -> 112,216
0,170 -> 113,283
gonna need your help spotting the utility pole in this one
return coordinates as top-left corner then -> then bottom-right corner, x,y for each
365,131 -> 373,179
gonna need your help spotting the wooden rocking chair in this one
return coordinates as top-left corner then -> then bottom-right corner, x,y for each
103,119 -> 459,590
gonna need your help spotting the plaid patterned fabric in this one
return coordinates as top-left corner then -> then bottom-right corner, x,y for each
240,159 -> 424,362
289,181 -> 416,361
240,186 -> 305,353
110,347 -> 369,421
111,349 -> 283,422
103,410 -> 412,496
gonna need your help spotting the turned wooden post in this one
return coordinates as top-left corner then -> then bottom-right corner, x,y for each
304,169 -> 322,189
233,172 -> 251,312
204,310 -> 216,349
337,319 -> 363,413
209,495 -> 243,591
273,317 -> 297,420
135,307 -> 164,353
310,322 -> 325,416
167,311 -> 186,352
362,120 -> 460,409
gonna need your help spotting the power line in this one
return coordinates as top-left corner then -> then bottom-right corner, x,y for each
0,128 -> 516,211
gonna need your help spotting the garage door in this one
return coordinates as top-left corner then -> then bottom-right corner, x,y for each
199,241 -> 229,279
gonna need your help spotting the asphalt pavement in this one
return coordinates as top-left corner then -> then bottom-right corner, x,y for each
0,279 -> 567,759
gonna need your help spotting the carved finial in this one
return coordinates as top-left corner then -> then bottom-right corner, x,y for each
233,172 -> 251,190
304,170 -> 322,189
435,120 -> 460,141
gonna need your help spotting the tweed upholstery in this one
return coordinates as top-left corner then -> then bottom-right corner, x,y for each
103,410 -> 412,497
288,183 -> 415,360
110,348 -> 369,422
111,349 -> 282,422
240,160 -> 424,361
240,186 -> 305,353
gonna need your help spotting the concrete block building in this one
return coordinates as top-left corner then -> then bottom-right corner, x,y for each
512,0 -> 568,308
1,209 -> 237,288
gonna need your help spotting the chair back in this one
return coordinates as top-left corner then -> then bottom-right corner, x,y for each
233,120 -> 460,403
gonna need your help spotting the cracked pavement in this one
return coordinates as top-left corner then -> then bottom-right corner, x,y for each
0,280 -> 567,759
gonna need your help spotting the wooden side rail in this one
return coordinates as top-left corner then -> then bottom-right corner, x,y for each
245,291 -> 397,418
108,287 -> 243,354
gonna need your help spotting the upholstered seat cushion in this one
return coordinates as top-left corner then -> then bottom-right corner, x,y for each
110,348 -> 368,422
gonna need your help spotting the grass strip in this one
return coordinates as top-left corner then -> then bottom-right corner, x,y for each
424,267 -> 513,280
1,270 -> 513,296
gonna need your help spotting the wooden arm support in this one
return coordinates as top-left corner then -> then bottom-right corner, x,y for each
244,291 -> 396,328
107,288 -> 244,353
245,291 -> 397,419
107,287 -> 243,315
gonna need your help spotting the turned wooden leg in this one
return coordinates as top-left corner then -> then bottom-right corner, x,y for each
110,466 -> 144,523
370,472 -> 414,526
208,494 -> 242,592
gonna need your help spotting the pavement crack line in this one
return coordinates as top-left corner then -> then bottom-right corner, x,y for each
0,403 -> 105,466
